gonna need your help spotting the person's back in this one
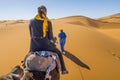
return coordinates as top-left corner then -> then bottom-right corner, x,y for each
29,18 -> 53,51
30,19 -> 48,38
58,32 -> 66,40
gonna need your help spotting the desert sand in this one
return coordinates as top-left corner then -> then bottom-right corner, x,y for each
0,13 -> 120,80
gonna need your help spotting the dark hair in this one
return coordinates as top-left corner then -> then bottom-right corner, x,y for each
38,5 -> 47,14
60,29 -> 63,32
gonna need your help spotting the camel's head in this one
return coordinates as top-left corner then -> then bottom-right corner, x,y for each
10,65 -> 24,78
0,65 -> 24,80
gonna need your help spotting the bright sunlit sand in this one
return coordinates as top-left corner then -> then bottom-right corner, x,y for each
0,13 -> 120,80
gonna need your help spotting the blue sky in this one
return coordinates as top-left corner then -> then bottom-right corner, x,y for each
0,0 -> 120,20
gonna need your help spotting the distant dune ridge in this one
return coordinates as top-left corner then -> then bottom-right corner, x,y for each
62,16 -> 100,28
0,13 -> 120,80
97,13 -> 120,23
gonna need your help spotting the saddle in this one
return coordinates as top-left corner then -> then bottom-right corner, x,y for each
25,51 -> 61,73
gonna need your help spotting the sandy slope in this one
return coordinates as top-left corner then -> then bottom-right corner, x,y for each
52,17 -> 120,80
0,21 -> 29,75
97,13 -> 120,23
0,14 -> 120,80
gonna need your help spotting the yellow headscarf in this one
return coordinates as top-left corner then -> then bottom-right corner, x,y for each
34,14 -> 49,37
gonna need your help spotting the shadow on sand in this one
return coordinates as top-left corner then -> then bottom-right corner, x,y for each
64,50 -> 91,70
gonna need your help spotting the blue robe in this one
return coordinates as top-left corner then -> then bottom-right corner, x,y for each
58,32 -> 67,52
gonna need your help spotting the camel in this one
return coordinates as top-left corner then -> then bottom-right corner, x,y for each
0,65 -> 24,80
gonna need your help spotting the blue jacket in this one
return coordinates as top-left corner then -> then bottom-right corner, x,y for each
58,32 -> 67,40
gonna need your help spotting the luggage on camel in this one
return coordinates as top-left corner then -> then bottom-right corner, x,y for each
23,51 -> 61,80
25,51 -> 61,72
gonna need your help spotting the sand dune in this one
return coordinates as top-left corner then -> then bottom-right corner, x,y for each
57,16 -> 100,28
97,13 -> 120,23
0,13 -> 120,80
96,13 -> 120,40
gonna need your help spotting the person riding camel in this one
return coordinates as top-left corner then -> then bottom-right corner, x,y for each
28,5 -> 68,74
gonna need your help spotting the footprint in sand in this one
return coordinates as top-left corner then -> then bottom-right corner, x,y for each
109,50 -> 120,60
115,56 -> 120,60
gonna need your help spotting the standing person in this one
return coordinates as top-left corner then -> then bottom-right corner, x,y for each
28,5 -> 68,74
58,29 -> 67,53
